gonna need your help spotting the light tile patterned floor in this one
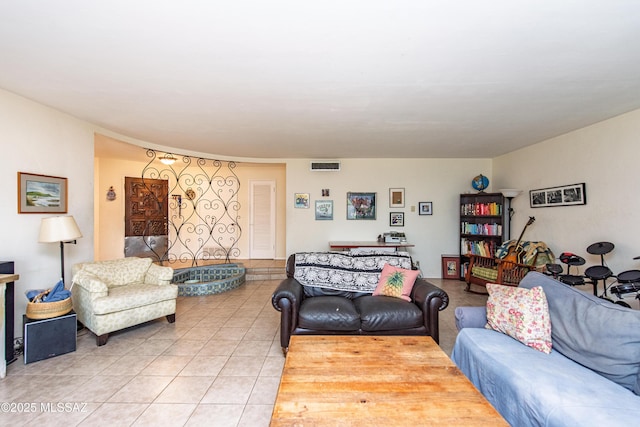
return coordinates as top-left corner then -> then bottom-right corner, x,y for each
0,268 -> 486,427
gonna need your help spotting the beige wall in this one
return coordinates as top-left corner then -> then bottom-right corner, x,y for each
94,146 -> 287,261
493,109 -> 640,276
285,158 -> 494,277
0,88 -> 96,338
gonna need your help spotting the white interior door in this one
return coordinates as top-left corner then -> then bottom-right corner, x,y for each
250,180 -> 276,259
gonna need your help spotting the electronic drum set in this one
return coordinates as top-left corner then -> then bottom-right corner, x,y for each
546,241 -> 640,308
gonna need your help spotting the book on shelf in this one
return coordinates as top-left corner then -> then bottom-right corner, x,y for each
461,239 -> 498,258
460,222 -> 502,236
461,261 -> 469,278
460,202 -> 502,216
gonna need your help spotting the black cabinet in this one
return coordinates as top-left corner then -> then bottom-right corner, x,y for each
1,261 -> 16,364
459,193 -> 505,279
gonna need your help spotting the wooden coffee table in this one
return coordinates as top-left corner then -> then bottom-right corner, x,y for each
271,335 -> 507,426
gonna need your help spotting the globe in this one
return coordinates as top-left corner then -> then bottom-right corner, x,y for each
472,174 -> 489,191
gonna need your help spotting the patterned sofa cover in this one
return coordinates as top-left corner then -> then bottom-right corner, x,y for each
71,257 -> 177,345
271,252 -> 449,354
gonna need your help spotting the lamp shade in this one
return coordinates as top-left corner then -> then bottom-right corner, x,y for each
39,216 -> 83,243
500,189 -> 522,198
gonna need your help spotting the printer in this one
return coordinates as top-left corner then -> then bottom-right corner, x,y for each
383,232 -> 406,243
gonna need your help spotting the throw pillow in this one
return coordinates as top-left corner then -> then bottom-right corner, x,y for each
372,263 -> 419,301
485,283 -> 552,354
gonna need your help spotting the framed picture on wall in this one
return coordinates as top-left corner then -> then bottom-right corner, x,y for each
294,193 -> 310,208
418,201 -> 433,215
18,172 -> 68,213
390,212 -> 404,227
530,183 -> 586,208
347,192 -> 376,220
315,200 -> 333,220
389,188 -> 405,208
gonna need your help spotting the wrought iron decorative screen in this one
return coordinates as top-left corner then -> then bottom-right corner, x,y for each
140,149 -> 241,265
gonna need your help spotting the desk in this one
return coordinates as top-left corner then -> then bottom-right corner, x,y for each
271,335 -> 507,426
329,241 -> 414,251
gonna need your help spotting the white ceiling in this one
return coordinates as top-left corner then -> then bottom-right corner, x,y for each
2,1 -> 640,159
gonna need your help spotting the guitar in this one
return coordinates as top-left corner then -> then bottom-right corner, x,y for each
503,216 -> 536,264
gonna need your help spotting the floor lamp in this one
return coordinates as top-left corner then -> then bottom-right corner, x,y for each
500,189 -> 522,240
39,216 -> 83,286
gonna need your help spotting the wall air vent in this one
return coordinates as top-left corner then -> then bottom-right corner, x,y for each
310,161 -> 341,171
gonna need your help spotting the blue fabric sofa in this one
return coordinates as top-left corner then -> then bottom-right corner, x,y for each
452,271 -> 640,427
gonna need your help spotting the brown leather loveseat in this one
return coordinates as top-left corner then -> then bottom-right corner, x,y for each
271,252 -> 449,354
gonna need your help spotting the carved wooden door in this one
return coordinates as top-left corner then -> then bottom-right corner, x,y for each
124,177 -> 168,259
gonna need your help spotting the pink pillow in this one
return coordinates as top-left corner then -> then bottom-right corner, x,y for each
373,264 -> 419,301
485,283 -> 552,354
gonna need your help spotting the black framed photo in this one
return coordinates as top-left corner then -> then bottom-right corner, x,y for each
418,201 -> 433,215
347,192 -> 376,220
390,212 -> 404,227
530,183 -> 586,208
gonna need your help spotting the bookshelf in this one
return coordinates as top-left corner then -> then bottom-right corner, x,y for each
459,192 -> 505,279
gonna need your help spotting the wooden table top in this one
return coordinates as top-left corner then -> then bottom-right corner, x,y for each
0,273 -> 19,284
271,335 -> 507,426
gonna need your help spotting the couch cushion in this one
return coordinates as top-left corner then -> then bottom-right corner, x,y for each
303,285 -> 368,300
355,295 -> 423,332
92,283 -> 178,315
82,257 -> 153,288
520,271 -> 640,394
372,264 -> 419,301
452,327 -> 640,427
486,283 -> 552,353
471,265 -> 499,281
298,296 -> 360,331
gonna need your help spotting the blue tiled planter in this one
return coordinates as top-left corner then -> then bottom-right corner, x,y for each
173,264 -> 246,296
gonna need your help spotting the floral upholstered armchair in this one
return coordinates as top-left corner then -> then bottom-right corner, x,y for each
71,257 -> 177,345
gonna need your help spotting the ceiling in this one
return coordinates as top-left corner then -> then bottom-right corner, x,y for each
2,1 -> 640,159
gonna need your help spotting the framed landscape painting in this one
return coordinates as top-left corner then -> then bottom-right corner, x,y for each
18,172 -> 68,213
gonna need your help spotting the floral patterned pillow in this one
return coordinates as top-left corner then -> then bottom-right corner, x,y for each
372,264 -> 419,301
485,283 -> 552,354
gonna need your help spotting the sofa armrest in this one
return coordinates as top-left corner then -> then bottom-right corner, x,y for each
145,263 -> 174,286
271,277 -> 304,351
71,270 -> 109,295
411,278 -> 449,344
454,306 -> 487,331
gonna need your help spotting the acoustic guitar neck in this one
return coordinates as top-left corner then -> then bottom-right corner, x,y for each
504,216 -> 535,263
